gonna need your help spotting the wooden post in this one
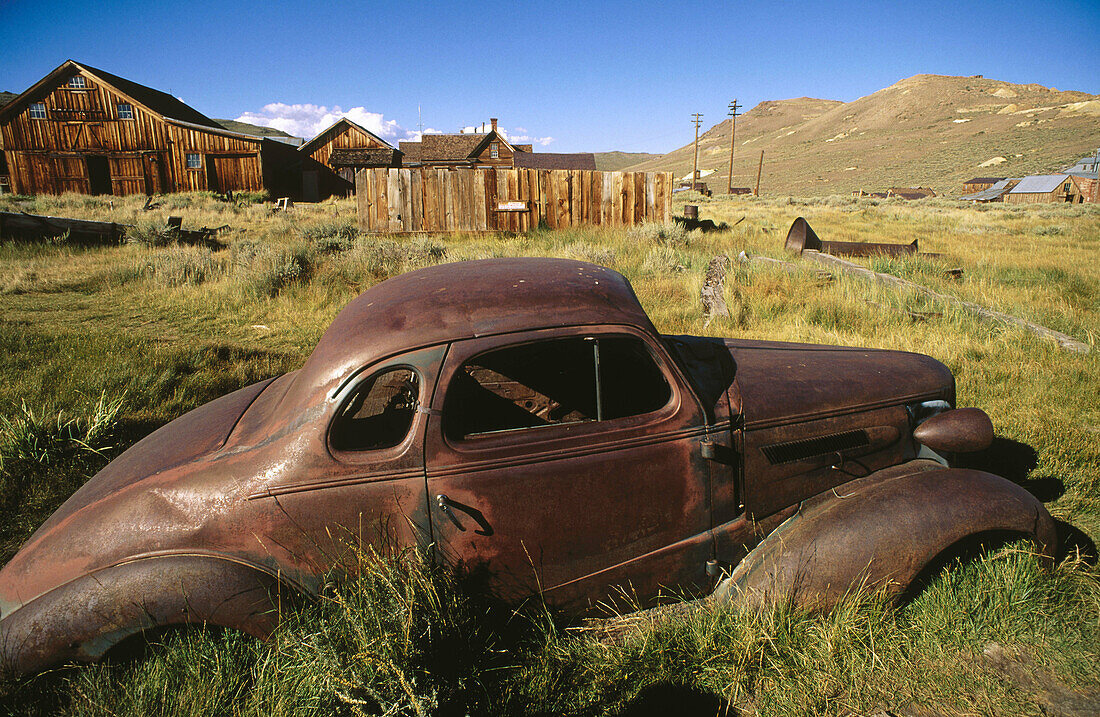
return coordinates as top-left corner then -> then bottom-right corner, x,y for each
753,150 -> 764,197
691,113 -> 703,186
726,100 -> 740,194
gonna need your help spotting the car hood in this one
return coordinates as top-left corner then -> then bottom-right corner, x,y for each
0,377 -> 278,617
725,338 -> 954,428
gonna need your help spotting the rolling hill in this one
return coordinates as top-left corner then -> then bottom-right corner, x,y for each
593,151 -> 662,171
626,74 -> 1100,196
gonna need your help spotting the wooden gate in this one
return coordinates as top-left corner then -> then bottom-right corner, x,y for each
356,167 -> 671,233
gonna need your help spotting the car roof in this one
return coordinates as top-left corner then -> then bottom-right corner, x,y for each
285,258 -> 657,405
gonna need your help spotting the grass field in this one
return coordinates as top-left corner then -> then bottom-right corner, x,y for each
0,191 -> 1097,715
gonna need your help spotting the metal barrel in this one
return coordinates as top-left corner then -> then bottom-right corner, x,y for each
683,205 -> 699,220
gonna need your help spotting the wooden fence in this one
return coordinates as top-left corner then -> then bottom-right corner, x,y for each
355,167 -> 672,233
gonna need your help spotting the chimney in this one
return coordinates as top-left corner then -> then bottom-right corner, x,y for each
491,118 -> 498,133
481,122 -> 485,132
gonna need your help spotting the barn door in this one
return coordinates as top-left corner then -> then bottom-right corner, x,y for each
86,156 -> 111,195
206,157 -> 221,193
143,153 -> 166,195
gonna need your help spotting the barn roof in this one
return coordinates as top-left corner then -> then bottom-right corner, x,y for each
513,152 -> 597,170
1008,175 -> 1069,194
298,117 -> 395,155
0,60 -> 221,128
328,147 -> 402,168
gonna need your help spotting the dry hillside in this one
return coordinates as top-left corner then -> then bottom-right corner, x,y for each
627,74 -> 1100,196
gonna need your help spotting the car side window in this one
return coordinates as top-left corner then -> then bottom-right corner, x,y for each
445,336 -> 671,439
331,368 -> 419,451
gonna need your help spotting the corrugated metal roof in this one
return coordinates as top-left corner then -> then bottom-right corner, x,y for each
1008,174 -> 1070,194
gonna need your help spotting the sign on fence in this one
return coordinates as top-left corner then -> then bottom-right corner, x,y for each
355,167 -> 672,233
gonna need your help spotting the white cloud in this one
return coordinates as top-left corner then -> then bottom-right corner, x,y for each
235,103 -> 405,140
236,103 -> 555,147
458,124 -> 554,147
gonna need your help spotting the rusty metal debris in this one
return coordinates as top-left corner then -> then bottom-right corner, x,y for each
0,257 -> 1059,675
784,216 -> 920,257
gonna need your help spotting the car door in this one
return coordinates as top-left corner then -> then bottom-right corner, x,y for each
423,325 -> 714,608
263,346 -> 445,574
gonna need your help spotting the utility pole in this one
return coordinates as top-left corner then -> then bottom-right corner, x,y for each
754,149 -> 765,197
691,113 -> 703,189
726,100 -> 740,194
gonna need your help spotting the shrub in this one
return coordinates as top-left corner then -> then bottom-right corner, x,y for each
145,246 -> 221,287
627,222 -> 689,246
232,241 -> 314,297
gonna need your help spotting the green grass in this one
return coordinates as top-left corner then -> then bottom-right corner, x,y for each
0,191 -> 1098,715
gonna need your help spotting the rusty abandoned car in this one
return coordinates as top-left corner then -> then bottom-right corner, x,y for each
0,258 -> 1056,674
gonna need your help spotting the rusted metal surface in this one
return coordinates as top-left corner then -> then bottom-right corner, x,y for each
784,216 -> 919,257
713,460 -> 1057,607
0,257 -> 1060,675
913,407 -> 994,454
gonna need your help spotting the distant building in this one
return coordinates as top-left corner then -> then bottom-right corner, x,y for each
958,178 -> 1019,202
0,60 -> 297,197
886,186 -> 937,200
399,118 -> 528,169
1004,174 -> 1085,203
961,177 -> 1005,194
1061,149 -> 1099,180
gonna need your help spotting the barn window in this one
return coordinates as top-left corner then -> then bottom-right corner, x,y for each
29,103 -> 47,120
186,153 -> 202,169
117,103 -> 134,120
67,76 -> 87,89
490,142 -> 499,159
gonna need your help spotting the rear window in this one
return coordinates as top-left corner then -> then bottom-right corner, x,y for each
331,368 -> 419,451
444,336 -> 671,439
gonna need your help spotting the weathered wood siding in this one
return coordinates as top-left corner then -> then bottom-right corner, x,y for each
356,167 -> 671,232
2,67 -> 266,195
305,123 -> 389,168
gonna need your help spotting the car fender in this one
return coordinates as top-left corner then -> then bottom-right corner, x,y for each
0,553 -> 306,676
712,460 -> 1057,608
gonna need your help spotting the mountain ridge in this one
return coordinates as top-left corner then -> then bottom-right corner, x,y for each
626,74 -> 1100,195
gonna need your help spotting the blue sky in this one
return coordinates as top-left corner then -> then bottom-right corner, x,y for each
2,0 -> 1098,152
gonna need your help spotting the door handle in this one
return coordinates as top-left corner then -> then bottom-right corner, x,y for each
434,494 -> 494,536
435,494 -> 466,531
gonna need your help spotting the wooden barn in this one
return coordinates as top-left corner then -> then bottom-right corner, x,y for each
297,117 -> 398,200
0,60 -> 298,197
1004,174 -> 1085,204
398,118 -> 534,170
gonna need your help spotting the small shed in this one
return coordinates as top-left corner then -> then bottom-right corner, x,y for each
1004,174 -> 1083,204
959,178 -> 1019,203
961,177 -> 1005,194
298,117 -> 396,200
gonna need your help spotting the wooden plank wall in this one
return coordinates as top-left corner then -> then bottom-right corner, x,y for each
356,167 -> 671,232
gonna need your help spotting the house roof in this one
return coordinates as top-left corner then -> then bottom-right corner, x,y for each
298,117 -> 395,155
963,177 -> 1005,185
400,130 -> 517,163
513,152 -> 597,170
0,60 -> 221,128
398,141 -> 422,162
1008,174 -> 1070,194
328,147 -> 401,168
